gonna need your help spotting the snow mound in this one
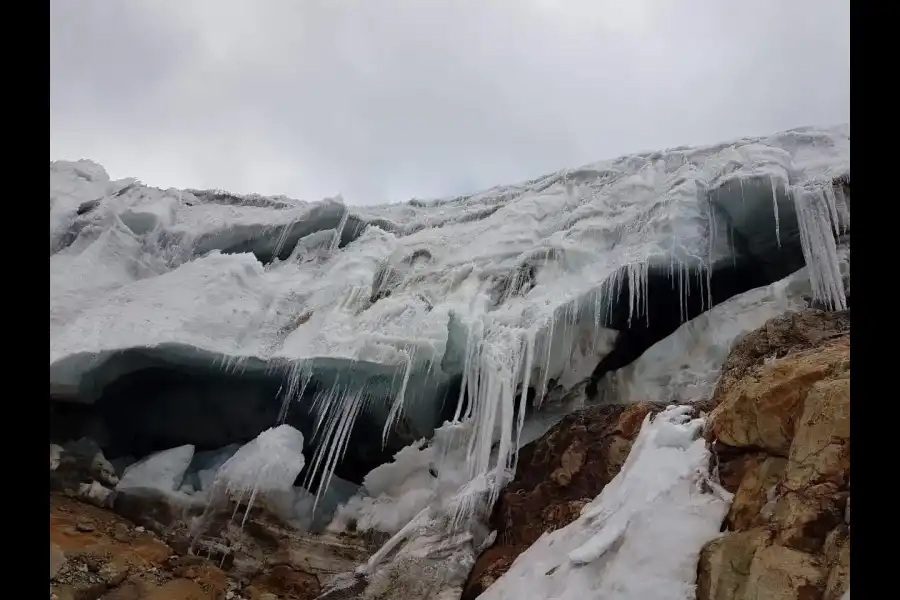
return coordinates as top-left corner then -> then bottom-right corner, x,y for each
210,425 -> 306,509
329,421 -> 473,535
479,405 -> 732,600
117,444 -> 195,492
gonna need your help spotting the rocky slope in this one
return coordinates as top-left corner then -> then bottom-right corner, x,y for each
49,486 -> 384,600
49,308 -> 850,600
457,308 -> 850,600
699,310 -> 850,600
49,452 -> 377,600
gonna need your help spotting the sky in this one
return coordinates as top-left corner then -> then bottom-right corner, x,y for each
50,0 -> 850,205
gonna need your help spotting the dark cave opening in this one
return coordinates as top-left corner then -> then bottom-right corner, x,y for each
584,246 -> 807,398
438,240 -> 810,422
50,354 -> 418,488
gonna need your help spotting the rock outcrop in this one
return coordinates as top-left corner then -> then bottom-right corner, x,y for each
698,310 -> 850,600
50,493 -> 227,600
50,455 -> 374,600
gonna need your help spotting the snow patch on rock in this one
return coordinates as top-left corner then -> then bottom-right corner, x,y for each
479,405 -> 731,600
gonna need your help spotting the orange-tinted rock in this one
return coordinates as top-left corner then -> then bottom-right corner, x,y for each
822,527 -> 850,600
708,338 -> 847,456
745,544 -> 827,600
697,528 -> 774,600
710,310 -> 850,407
246,565 -> 321,600
783,373 -> 850,491
50,493 -> 229,600
697,310 -> 850,600
144,579 -> 215,600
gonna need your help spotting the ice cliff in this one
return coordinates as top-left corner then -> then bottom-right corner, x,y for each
49,125 -> 850,531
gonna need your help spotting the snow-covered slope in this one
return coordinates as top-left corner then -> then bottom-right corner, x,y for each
478,406 -> 731,600
49,125 -> 850,516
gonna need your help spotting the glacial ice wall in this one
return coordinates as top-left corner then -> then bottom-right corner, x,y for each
50,124 -> 850,516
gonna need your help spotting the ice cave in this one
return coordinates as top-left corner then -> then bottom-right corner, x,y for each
49,124 -> 850,597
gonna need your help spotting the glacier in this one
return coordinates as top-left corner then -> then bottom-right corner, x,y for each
50,125 -> 850,538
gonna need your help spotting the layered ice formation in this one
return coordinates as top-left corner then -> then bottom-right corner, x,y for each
50,124 -> 850,528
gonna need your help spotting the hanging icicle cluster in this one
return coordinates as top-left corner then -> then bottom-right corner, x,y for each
792,180 -> 849,311
254,167 -> 851,539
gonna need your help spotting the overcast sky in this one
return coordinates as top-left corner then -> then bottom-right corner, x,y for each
50,0 -> 849,205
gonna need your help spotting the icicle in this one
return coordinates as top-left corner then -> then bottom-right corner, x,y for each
535,316 -> 555,409
310,381 -> 342,440
792,185 -> 847,311
313,389 -> 367,516
627,265 -> 636,327
303,384 -> 369,515
644,263 -> 650,328
329,205 -> 350,253
704,263 -> 712,315
832,182 -> 850,235
770,175 -> 782,249
277,363 -> 313,424
513,333 -> 535,465
382,349 -> 415,448
705,187 -> 716,313
271,215 -> 300,260
821,185 -> 842,239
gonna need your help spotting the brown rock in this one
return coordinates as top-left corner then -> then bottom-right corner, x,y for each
711,310 -> 850,406
744,544 -> 826,600
99,560 -> 130,587
246,565 -> 320,600
145,579 -> 215,600
697,311 -> 850,600
112,487 -> 202,534
726,456 -> 786,530
772,488 -> 843,554
697,528 -> 773,600
783,374 -> 850,491
76,517 -> 96,532
464,552 -> 514,600
541,500 -> 589,528
822,529 -> 850,600
708,339 -> 847,456
51,492 -> 182,600
550,440 -> 586,486
112,523 -> 132,543
98,581 -> 146,600
716,451 -> 765,494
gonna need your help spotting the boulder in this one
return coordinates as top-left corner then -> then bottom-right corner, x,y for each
697,310 -> 850,600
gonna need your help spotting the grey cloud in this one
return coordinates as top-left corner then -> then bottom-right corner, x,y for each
50,0 -> 849,204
